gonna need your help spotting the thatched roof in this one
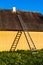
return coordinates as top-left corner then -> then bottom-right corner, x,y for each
0,10 -> 43,31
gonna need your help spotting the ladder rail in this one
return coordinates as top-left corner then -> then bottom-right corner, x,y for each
28,32 -> 36,49
24,32 -> 31,50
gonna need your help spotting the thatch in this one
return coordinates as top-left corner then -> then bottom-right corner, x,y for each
0,10 -> 43,31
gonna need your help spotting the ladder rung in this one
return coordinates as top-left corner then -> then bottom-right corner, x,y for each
12,47 -> 15,48
12,45 -> 17,48
17,36 -> 20,38
17,34 -> 21,36
15,38 -> 19,40
11,46 -> 17,50
15,38 -> 20,41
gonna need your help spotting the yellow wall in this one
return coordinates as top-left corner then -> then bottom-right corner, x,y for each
0,31 -> 43,51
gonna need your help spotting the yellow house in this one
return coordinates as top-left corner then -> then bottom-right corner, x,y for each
0,9 -> 43,51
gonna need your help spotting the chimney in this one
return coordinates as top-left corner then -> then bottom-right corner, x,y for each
12,7 -> 16,13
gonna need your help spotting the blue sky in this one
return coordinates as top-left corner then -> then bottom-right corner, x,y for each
0,0 -> 43,14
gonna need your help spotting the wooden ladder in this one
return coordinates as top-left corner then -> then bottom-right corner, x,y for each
10,12 -> 36,51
